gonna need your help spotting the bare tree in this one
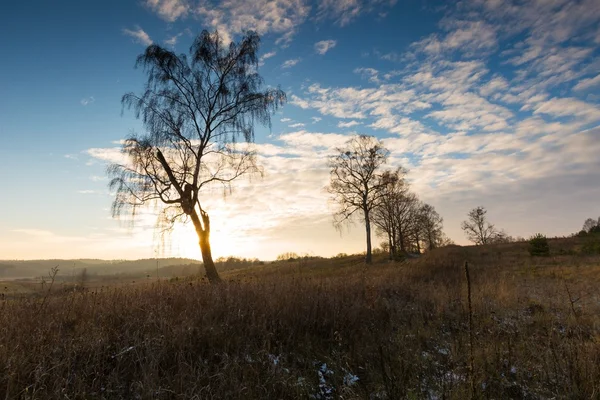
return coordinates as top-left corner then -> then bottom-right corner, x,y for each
371,168 -> 408,260
461,206 -> 501,245
108,30 -> 285,283
582,217 -> 599,233
393,191 -> 419,253
328,135 -> 391,264
418,203 -> 444,251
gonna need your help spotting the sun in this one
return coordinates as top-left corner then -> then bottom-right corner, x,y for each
167,220 -> 253,261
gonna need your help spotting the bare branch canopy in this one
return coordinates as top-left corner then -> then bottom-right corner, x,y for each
108,30 -> 286,283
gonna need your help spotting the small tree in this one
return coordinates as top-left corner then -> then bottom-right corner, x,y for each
582,217 -> 600,233
328,135 -> 391,264
528,233 -> 550,256
109,30 -> 285,283
417,203 -> 444,251
461,206 -> 501,245
371,167 -> 409,259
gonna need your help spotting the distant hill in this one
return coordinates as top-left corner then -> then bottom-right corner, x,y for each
0,258 -> 201,279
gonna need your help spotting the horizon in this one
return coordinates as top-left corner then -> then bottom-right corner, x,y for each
1,0 -> 599,261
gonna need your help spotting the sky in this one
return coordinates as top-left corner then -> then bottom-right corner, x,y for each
1,0 -> 600,261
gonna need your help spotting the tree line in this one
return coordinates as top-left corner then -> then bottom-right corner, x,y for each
327,135 -> 448,263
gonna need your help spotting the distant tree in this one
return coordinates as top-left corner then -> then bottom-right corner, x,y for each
108,30 -> 286,284
582,217 -> 600,233
276,252 -> 299,261
418,203 -> 444,251
77,268 -> 88,288
461,206 -> 502,245
328,135 -> 391,264
371,168 -> 409,259
528,233 -> 550,256
489,231 -> 513,244
395,192 -> 420,253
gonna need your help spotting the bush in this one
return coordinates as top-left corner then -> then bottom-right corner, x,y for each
581,238 -> 600,255
529,233 -> 550,256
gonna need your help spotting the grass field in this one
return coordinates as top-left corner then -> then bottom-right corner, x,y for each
1,238 -> 599,399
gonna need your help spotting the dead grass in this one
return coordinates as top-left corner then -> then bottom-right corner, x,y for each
1,242 -> 599,399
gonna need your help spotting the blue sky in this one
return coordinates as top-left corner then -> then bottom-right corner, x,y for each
1,0 -> 600,260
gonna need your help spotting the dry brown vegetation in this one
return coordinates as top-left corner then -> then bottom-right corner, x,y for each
1,238 -> 600,399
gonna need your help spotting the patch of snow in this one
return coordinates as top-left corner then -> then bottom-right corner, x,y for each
343,373 -> 359,386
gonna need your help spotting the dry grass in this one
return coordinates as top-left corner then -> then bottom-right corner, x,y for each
1,241 -> 600,399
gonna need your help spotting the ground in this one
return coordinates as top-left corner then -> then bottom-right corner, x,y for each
1,237 -> 599,399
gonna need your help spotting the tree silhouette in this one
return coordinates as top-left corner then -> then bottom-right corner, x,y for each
461,206 -> 501,245
371,168 -> 413,258
108,30 -> 285,283
328,135 -> 391,264
417,203 -> 444,251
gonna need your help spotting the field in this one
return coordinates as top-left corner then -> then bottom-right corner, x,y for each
1,238 -> 600,399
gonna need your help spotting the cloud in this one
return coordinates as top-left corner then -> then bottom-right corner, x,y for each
573,74 -> 600,91
289,122 -> 305,128
164,33 -> 182,47
282,58 -> 301,68
80,96 -> 95,106
314,39 -> 337,55
280,118 -> 292,122
532,97 -> 600,123
412,20 -> 497,57
144,0 -> 189,21
123,26 -> 153,46
316,0 -> 396,26
337,120 -> 361,128
194,0 -> 311,45
311,117 -> 322,123
354,67 -> 380,83
86,147 -> 127,164
259,51 -> 277,66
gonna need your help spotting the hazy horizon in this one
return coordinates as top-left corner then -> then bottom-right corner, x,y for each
1,0 -> 599,260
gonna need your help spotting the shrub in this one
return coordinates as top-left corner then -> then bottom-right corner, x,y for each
529,233 -> 550,256
581,237 -> 600,255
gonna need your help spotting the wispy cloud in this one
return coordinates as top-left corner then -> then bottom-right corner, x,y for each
123,26 -> 153,46
164,33 -> 182,48
289,122 -> 305,128
281,58 -> 301,68
573,74 -> 600,91
315,39 -> 337,55
316,0 -> 396,26
259,51 -> 276,66
194,0 -> 310,46
144,0 -> 189,22
80,96 -> 95,106
337,120 -> 361,128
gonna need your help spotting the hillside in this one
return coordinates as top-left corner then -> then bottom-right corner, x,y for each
1,237 -> 599,399
0,258 -> 201,280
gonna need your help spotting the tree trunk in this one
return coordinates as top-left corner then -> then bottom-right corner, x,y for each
364,208 -> 372,264
190,209 -> 221,284
398,225 -> 406,253
199,231 -> 221,283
